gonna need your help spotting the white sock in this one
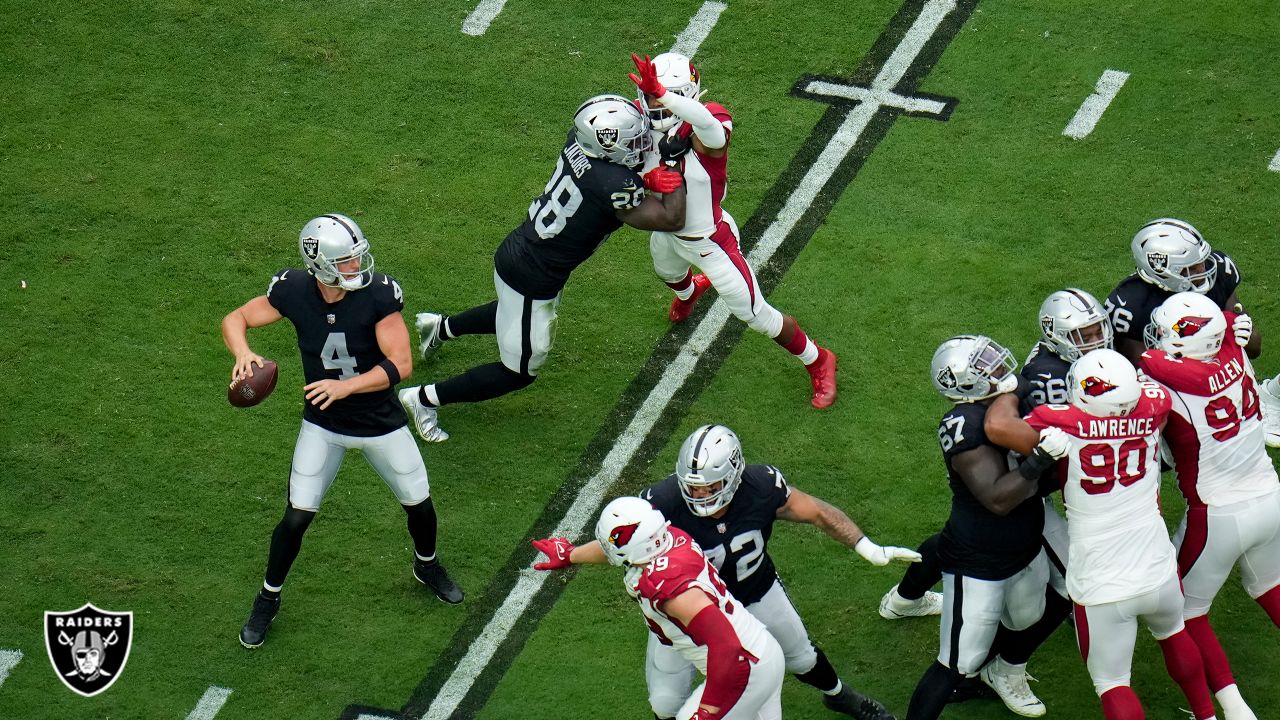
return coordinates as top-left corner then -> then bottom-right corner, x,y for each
798,339 -> 819,365
425,384 -> 441,407
823,680 -> 843,696
1216,684 -> 1257,720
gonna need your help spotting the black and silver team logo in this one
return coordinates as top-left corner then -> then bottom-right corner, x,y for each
595,127 -> 619,149
326,313 -> 336,325
1039,315 -> 1055,338
45,603 -> 133,697
936,365 -> 958,389
302,237 -> 320,259
1147,252 -> 1169,273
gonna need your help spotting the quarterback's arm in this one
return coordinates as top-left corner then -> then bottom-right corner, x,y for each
303,311 -> 413,411
661,589 -> 744,717
617,183 -> 686,231
984,393 -> 1040,457
222,295 -> 283,382
953,444 -> 1039,516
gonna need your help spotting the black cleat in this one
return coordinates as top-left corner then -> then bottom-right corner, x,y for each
239,592 -> 281,649
822,685 -> 896,720
414,558 -> 464,604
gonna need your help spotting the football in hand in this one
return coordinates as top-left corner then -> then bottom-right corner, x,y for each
228,360 -> 278,408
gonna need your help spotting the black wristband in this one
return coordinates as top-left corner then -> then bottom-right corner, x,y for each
377,359 -> 401,387
1018,447 -> 1055,481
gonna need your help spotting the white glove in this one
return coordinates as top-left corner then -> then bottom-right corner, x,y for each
1233,313 -> 1253,348
1036,427 -> 1071,460
855,537 -> 922,566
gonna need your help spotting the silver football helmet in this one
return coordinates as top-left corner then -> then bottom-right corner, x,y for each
1131,218 -> 1216,293
299,214 -> 374,291
676,425 -> 745,517
1038,288 -> 1114,362
638,52 -> 703,132
1144,291 -> 1227,360
595,496 -> 673,567
931,335 -> 1019,402
1068,348 -> 1141,417
573,94 -> 652,169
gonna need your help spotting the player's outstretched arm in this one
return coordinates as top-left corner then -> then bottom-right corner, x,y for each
776,489 -> 921,565
531,538 -> 608,570
618,183 -> 686,232
984,393 -> 1039,457
222,295 -> 283,382
628,53 -> 726,152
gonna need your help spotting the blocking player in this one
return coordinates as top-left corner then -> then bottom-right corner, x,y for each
627,53 -> 838,409
534,496 -> 786,720
1139,292 -> 1280,719
399,95 -> 686,442
222,214 -> 462,649
904,335 -> 1069,720
631,425 -> 914,719
1000,349 -> 1217,720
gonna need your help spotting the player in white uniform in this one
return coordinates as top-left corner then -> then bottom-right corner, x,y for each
1139,292 -> 1280,720
627,53 -> 837,409
533,497 -> 785,719
1008,349 -> 1217,720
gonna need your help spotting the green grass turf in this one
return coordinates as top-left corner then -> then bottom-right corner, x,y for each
1,0 -> 1277,718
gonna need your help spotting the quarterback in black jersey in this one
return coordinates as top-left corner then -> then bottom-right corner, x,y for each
903,335 -> 1071,720
1105,218 -> 1258,365
221,214 -> 462,649
398,95 -> 686,442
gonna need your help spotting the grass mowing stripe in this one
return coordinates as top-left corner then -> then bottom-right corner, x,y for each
343,1 -> 978,717
184,686 -> 232,720
1063,69 -> 1131,140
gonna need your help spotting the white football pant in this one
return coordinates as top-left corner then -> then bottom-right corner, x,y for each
937,550 -> 1050,675
1073,570 -> 1186,695
675,630 -> 784,720
288,420 -> 430,510
1173,489 -> 1280,618
494,269 -> 558,376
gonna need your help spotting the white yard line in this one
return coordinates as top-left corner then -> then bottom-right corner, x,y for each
184,686 -> 232,720
0,650 -> 22,689
1268,148 -> 1280,172
670,2 -> 728,58
461,0 -> 508,36
356,714 -> 397,720
422,2 -> 959,719
1062,69 -> 1129,139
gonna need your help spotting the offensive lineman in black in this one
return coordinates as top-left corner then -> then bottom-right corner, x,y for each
640,425 -> 916,720
904,336 -> 1071,720
399,94 -> 686,442
222,214 -> 462,650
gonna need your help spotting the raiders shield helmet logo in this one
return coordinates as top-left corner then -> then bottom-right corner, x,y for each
44,603 -> 133,697
1039,315 -> 1055,338
936,365 -> 958,390
595,127 -> 620,149
1146,252 -> 1169,273
302,237 -> 319,259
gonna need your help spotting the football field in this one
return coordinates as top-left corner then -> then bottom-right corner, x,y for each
2,0 -> 1278,718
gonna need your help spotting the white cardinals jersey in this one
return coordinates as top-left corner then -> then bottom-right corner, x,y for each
1139,331 -> 1279,508
1027,386 -> 1177,605
625,527 -> 774,674
645,103 -> 732,238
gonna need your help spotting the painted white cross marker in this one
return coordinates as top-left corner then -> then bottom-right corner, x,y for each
1268,148 -> 1280,173
0,650 -> 23,689
462,0 -> 508,36
1063,69 -> 1129,139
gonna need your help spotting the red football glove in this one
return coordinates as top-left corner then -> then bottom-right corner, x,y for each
628,53 -> 666,99
643,167 -> 683,194
690,710 -> 721,720
531,537 -> 576,570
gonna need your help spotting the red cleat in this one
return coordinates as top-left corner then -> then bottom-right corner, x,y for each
669,274 -> 712,323
807,348 -> 837,409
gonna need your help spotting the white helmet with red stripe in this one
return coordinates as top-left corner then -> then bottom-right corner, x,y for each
595,496 -> 672,567
1144,291 -> 1227,361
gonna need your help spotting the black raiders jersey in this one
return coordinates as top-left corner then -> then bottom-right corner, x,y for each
266,268 -> 408,437
1020,343 -> 1072,410
936,403 -> 1045,580
494,131 -> 646,300
1105,250 -> 1240,346
641,464 -> 791,605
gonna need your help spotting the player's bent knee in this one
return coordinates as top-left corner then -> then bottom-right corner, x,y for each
747,306 -> 784,337
647,691 -> 684,720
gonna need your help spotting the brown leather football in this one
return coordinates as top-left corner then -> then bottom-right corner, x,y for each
228,360 -> 278,408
